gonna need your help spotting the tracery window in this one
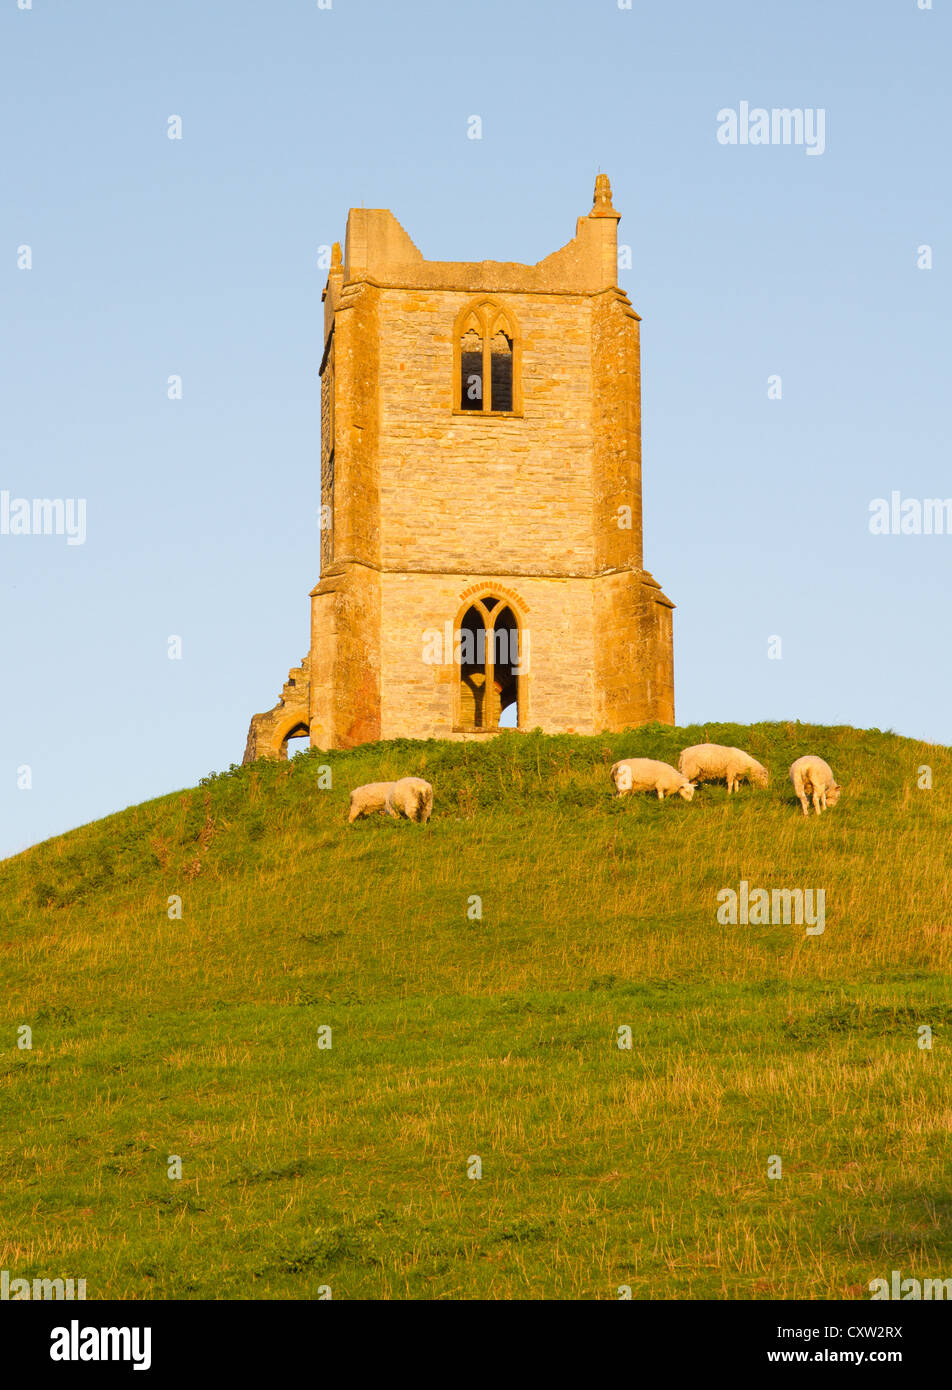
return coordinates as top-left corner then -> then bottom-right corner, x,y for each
455,301 -> 519,414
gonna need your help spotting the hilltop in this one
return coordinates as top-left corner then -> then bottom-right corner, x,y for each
2,722 -> 951,1299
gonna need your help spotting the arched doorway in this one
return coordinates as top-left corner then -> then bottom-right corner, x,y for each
279,721 -> 310,760
456,596 -> 523,731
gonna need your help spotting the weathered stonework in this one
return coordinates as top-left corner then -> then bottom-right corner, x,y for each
243,176 -> 675,760
243,658 -> 311,762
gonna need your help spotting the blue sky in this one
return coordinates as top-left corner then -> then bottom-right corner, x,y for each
1,0 -> 949,859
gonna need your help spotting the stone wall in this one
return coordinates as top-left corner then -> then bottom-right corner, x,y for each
377,288 -> 595,576
242,658 -> 311,763
377,573 -> 598,740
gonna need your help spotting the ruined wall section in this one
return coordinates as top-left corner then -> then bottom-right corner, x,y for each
242,658 -> 311,763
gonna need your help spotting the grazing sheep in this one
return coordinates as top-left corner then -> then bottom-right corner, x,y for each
678,743 -> 769,794
347,778 -> 434,824
789,756 -> 841,816
611,757 -> 696,802
385,777 -> 434,824
347,781 -> 396,823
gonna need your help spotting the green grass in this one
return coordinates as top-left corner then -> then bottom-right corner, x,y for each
2,720 -> 951,1299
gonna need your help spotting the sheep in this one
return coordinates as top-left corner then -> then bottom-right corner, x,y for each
789,756 -> 841,816
611,757 -> 696,802
385,777 -> 434,824
347,778 -> 434,824
678,743 -> 769,795
347,781 -> 396,823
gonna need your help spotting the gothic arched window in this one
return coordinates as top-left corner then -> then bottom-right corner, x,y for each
456,595 -> 524,730
454,301 -> 520,415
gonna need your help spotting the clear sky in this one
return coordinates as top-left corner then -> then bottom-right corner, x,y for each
2,0 -> 949,860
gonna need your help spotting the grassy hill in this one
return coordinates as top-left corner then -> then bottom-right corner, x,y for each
2,721 -> 951,1301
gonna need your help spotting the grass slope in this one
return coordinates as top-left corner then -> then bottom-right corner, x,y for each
2,721 -> 951,1300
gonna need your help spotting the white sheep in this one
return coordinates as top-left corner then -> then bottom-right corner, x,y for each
347,781 -> 396,823
678,743 -> 769,794
789,756 -> 841,816
611,757 -> 696,802
385,777 -> 434,824
347,778 -> 434,824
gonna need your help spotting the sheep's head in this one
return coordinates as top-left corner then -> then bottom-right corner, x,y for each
753,766 -> 769,788
826,783 -> 842,807
679,780 -> 697,801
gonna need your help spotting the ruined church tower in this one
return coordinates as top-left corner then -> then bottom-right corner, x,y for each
243,176 -> 675,760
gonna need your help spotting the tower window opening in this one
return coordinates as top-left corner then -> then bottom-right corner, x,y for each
460,327 -> 483,410
490,331 -> 513,412
456,597 -> 521,731
454,301 -> 520,415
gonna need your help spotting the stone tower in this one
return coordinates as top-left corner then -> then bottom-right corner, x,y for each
243,176 -> 675,761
